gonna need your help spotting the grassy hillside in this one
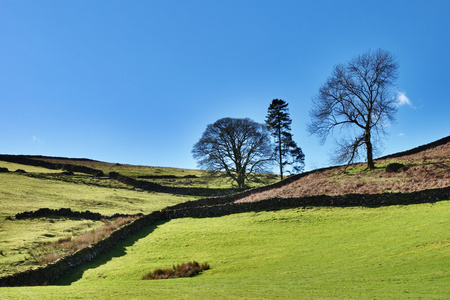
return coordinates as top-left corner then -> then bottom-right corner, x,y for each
0,138 -> 449,298
1,202 -> 449,299
0,171 -> 189,275
27,156 -> 279,191
0,158 -> 277,275
239,140 -> 450,203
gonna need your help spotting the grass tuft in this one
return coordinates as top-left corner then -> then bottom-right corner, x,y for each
142,261 -> 210,280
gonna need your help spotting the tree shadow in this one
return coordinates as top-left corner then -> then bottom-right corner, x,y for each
52,219 -> 169,285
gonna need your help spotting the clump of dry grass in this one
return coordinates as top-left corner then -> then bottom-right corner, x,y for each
27,216 -> 139,265
237,142 -> 450,203
142,261 -> 210,280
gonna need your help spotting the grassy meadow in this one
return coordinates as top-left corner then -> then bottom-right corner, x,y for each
0,201 -> 449,299
0,150 -> 449,299
0,162 -> 195,276
0,159 -> 277,276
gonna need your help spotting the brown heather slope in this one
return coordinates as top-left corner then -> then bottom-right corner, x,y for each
237,139 -> 450,203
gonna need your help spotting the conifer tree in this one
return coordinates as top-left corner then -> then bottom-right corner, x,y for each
266,99 -> 305,179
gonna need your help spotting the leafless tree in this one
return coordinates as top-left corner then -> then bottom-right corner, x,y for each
192,118 -> 273,188
308,49 -> 399,169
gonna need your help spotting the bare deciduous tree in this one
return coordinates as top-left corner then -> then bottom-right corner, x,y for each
308,49 -> 399,169
192,118 -> 273,188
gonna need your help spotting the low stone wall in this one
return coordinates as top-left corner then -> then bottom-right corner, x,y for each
1,185 -> 449,287
166,136 -> 450,211
165,164 -> 340,210
0,212 -> 163,287
0,155 -> 104,177
378,135 -> 449,160
164,186 -> 450,219
108,171 -> 234,196
109,171 -> 166,192
15,208 -> 143,221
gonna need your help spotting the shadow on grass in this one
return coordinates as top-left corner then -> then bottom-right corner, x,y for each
51,220 -> 169,286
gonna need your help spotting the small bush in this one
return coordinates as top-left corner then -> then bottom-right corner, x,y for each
385,163 -> 405,173
142,261 -> 210,280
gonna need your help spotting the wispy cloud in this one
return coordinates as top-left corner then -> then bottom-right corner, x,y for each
32,135 -> 41,143
398,133 -> 405,137
396,91 -> 413,107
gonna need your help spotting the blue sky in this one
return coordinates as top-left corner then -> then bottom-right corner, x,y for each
1,0 -> 449,171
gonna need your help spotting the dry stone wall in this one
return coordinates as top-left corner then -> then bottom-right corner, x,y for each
14,207 -> 143,221
0,155 -> 104,177
1,186 -> 449,287
0,212 -> 163,287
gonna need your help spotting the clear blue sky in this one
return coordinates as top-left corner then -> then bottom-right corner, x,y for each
1,0 -> 449,171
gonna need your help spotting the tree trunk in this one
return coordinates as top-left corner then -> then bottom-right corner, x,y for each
237,172 -> 246,189
278,127 -> 283,180
365,131 -> 375,169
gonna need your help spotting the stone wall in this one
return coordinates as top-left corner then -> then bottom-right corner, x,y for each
164,186 -> 450,219
378,135 -> 449,160
1,186 -> 449,287
0,212 -> 163,287
14,208 -> 143,221
0,155 -> 104,177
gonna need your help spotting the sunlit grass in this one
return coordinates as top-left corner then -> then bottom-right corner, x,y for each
0,172 -> 190,275
0,173 -> 191,217
1,201 -> 448,299
0,217 -> 104,276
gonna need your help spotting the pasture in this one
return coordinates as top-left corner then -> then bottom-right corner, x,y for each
1,201 -> 449,299
0,145 -> 448,299
0,159 -> 277,276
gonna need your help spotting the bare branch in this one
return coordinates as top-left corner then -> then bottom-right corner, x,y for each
192,118 -> 273,188
308,49 -> 399,169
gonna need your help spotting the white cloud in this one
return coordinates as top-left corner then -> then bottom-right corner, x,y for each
32,135 -> 41,143
396,91 -> 413,107
398,133 -> 405,137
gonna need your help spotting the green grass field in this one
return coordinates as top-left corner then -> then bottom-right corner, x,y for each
0,153 -> 449,298
0,171 -> 192,275
1,201 -> 448,299
0,158 -> 277,276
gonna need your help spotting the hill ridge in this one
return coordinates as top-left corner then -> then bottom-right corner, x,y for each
1,135 -> 449,169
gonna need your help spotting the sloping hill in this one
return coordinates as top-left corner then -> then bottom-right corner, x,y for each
0,136 -> 449,294
236,136 -> 450,203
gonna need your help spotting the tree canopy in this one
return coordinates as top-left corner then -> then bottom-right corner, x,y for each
308,49 -> 399,169
192,117 -> 273,188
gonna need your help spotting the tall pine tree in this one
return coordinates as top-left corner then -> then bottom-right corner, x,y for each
266,99 -> 305,180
